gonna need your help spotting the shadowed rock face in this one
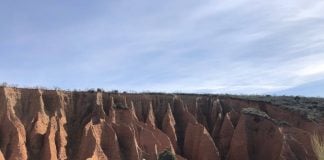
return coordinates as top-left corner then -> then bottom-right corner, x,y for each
0,87 -> 323,160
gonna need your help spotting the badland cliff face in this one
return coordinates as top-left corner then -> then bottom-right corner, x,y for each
0,87 -> 323,160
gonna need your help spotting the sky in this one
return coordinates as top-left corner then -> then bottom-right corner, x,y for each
1,0 -> 324,96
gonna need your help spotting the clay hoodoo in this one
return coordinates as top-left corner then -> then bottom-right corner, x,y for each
217,113 -> 234,160
183,122 -> 220,160
145,102 -> 156,128
0,151 -> 4,160
162,103 -> 179,153
0,86 -> 323,160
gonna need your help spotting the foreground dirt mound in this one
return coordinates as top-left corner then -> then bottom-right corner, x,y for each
0,87 -> 323,160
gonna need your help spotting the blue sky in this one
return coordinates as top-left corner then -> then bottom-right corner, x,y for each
1,0 -> 324,96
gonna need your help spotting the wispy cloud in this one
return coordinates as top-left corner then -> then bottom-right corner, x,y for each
1,0 -> 324,95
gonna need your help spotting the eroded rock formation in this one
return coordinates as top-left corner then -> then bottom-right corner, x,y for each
0,87 -> 323,160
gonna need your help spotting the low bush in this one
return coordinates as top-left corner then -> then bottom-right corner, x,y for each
113,103 -> 128,109
158,149 -> 176,160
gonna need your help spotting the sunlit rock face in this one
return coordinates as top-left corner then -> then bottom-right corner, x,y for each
0,86 -> 323,160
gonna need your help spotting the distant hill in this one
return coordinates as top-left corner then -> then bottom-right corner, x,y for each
275,79 -> 324,97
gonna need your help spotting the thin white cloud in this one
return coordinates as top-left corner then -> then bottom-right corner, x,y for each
287,1 -> 324,21
1,0 -> 324,95
293,54 -> 324,77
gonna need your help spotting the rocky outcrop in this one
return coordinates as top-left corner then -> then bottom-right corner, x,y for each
0,86 -> 323,160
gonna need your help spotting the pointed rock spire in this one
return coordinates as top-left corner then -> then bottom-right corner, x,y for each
162,103 -> 179,153
129,101 -> 138,121
146,102 -> 156,128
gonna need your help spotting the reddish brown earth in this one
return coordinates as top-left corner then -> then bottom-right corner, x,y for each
0,86 -> 323,160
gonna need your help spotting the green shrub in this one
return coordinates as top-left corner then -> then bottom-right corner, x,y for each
113,103 -> 128,110
158,149 -> 176,160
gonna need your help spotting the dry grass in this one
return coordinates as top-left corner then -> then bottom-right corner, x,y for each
311,133 -> 324,160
